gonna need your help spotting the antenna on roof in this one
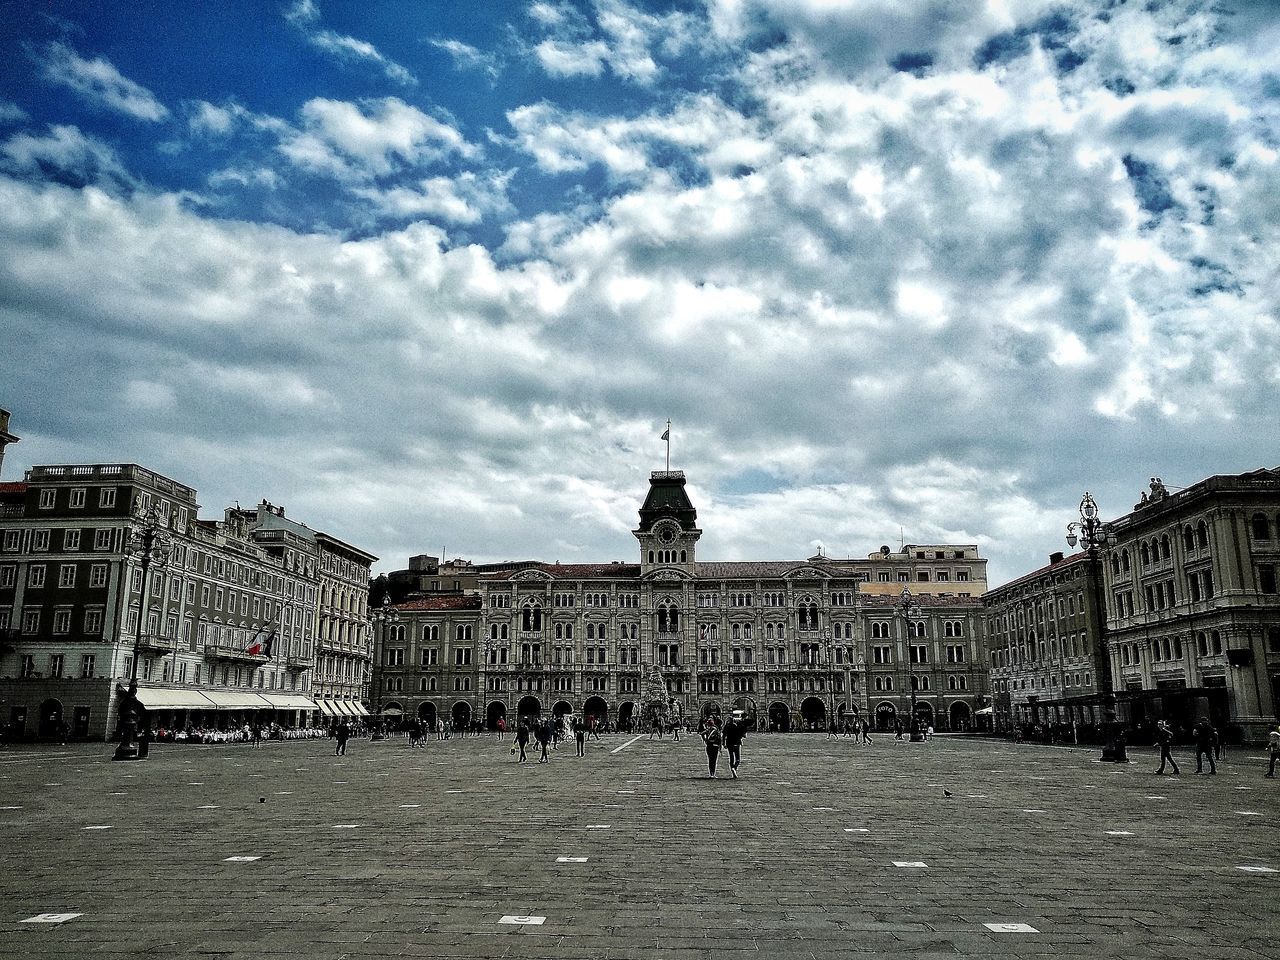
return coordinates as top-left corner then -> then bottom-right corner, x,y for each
899,526 -> 904,551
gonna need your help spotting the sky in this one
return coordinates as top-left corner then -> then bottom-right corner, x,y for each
0,0 -> 1277,586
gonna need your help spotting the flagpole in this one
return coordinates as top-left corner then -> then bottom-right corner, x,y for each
665,419 -> 671,471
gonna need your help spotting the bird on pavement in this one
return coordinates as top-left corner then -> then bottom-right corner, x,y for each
943,790 -> 953,798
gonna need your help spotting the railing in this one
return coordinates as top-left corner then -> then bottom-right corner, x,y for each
136,635 -> 177,654
0,505 -> 22,518
285,655 -> 311,670
204,641 -> 269,663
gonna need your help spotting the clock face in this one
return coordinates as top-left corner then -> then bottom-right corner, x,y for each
656,524 -> 677,545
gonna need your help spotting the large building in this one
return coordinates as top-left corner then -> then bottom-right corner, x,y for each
984,550 -> 1108,733
0,462 -> 375,740
984,469 -> 1280,742
371,470 -> 990,733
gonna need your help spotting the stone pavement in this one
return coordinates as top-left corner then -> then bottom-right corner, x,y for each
0,732 -> 1275,959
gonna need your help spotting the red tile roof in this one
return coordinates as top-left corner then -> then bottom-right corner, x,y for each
394,595 -> 483,611
479,563 -> 641,580
0,482 -> 27,494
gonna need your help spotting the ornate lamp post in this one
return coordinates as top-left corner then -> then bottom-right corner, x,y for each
896,586 -> 924,742
370,595 -> 400,739
1066,492 -> 1124,761
112,503 -> 172,761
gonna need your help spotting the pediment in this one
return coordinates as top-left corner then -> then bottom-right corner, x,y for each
643,568 -> 693,582
510,569 -> 552,582
784,566 -> 831,580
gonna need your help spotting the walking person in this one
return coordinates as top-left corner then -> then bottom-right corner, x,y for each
1154,720 -> 1180,774
535,718 -> 552,763
1266,727 -> 1279,778
702,717 -> 723,778
670,719 -> 680,741
514,720 -> 530,763
335,719 -> 350,756
574,716 -> 586,757
861,718 -> 872,744
1193,717 -> 1217,774
723,712 -> 747,779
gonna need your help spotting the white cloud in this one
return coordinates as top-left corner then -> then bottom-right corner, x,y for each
430,38 -> 501,79
285,0 -> 416,86
355,170 -> 514,224
1,124 -> 131,187
40,42 -> 168,121
280,97 -> 475,179
0,101 -> 28,124
534,39 -> 609,78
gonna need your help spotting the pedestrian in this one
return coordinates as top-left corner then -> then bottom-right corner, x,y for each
702,717 -> 723,778
649,715 -> 662,740
670,719 -> 680,741
335,720 -> 350,756
861,718 -> 872,744
1193,717 -> 1216,774
723,713 -> 746,779
589,716 -> 601,741
536,718 -> 551,763
496,716 -> 506,740
574,716 -> 586,757
514,720 -> 530,763
1154,720 -> 1180,775
894,719 -> 903,741
925,724 -> 934,741
1266,727 -> 1279,778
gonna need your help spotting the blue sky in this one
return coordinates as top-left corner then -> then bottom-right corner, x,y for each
1,0 -> 1277,583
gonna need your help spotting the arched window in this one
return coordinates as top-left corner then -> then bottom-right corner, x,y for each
1111,555 -> 1120,576
680,550 -> 687,562
1183,526 -> 1195,551
521,602 -> 542,632
731,623 -> 741,640
1121,550 -> 1131,572
1140,543 -> 1150,566
1197,521 -> 1208,549
1252,513 -> 1271,541
586,623 -> 596,640
765,622 -> 775,639
1160,534 -> 1171,559
796,600 -> 819,630
648,550 -> 655,563
657,602 -> 680,633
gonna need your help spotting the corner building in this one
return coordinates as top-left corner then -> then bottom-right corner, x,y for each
373,471 -> 990,732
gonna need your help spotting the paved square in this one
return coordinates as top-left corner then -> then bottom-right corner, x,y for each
0,734 -> 1276,958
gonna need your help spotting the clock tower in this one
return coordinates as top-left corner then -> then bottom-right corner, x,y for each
634,470 -> 701,575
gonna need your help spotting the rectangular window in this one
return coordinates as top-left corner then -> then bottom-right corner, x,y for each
32,530 -> 50,551
27,565 -> 46,589
1259,564 -> 1277,595
64,529 -> 81,551
58,564 -> 76,588
81,654 -> 96,678
52,611 -> 71,635
99,487 -> 117,508
94,528 -> 113,550
84,609 -> 103,634
22,609 -> 40,633
3,530 -> 20,552
69,488 -> 86,509
0,565 -> 14,588
38,488 -> 55,509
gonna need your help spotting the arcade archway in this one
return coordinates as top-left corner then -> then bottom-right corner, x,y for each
517,695 -> 541,720
700,701 -> 722,724
768,701 -> 790,732
486,700 -> 507,730
914,702 -> 934,727
417,701 -> 437,728
949,701 -> 971,731
800,696 -> 826,730
618,700 -> 636,731
732,696 -> 757,726
451,701 -> 472,729
553,700 -> 573,720
583,696 -> 609,725
875,701 -> 897,730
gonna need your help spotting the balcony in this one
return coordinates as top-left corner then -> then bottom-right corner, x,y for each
203,641 -> 269,664
136,634 -> 178,655
284,654 -> 311,671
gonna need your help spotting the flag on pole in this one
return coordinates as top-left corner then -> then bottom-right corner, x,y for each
263,628 -> 277,658
245,627 -> 265,656
660,428 -> 669,440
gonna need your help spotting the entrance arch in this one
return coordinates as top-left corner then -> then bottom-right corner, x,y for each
451,701 -> 472,730
618,700 -> 636,731
875,701 -> 897,730
914,701 -> 934,727
486,700 -> 507,730
700,701 -> 722,724
517,695 -> 542,721
732,696 -> 757,726
553,699 -> 573,720
39,698 -> 63,738
583,696 -> 609,725
950,701 -> 971,731
417,701 -> 437,727
768,701 -> 790,732
800,696 -> 826,730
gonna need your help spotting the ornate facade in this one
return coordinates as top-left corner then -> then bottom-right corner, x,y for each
372,470 -> 991,732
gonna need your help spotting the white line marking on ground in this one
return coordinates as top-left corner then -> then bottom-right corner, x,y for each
20,913 -> 81,924
224,856 -> 262,862
1237,865 -> 1277,873
611,735 -> 644,754
499,915 -> 545,925
556,856 -> 588,863
984,923 -> 1039,933
892,861 -> 928,868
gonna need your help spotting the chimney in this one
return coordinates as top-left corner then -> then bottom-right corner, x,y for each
1049,551 -> 1065,565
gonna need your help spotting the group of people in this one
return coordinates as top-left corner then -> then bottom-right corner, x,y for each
510,714 -> 603,762
1154,718 -> 1280,778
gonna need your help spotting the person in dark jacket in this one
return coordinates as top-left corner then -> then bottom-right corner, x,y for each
1193,718 -> 1216,774
1154,720 -> 1179,775
723,713 -> 747,778
514,720 -> 530,763
702,718 -> 723,778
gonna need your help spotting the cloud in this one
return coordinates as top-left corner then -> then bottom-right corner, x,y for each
279,96 -> 475,180
355,170 -> 514,224
285,0 -> 416,86
2,124 -> 132,188
429,38 -> 501,80
40,42 -> 168,121
0,101 -> 28,124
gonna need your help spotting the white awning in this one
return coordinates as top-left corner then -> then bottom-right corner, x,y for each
203,691 -> 273,710
351,703 -> 370,717
259,694 -> 319,711
975,706 -> 994,715
379,706 -> 402,717
316,699 -> 339,717
338,701 -> 359,717
133,687 -> 219,710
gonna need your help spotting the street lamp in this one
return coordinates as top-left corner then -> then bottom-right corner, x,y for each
1066,492 -> 1124,761
896,586 -> 924,742
370,595 -> 400,739
112,503 -> 172,761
